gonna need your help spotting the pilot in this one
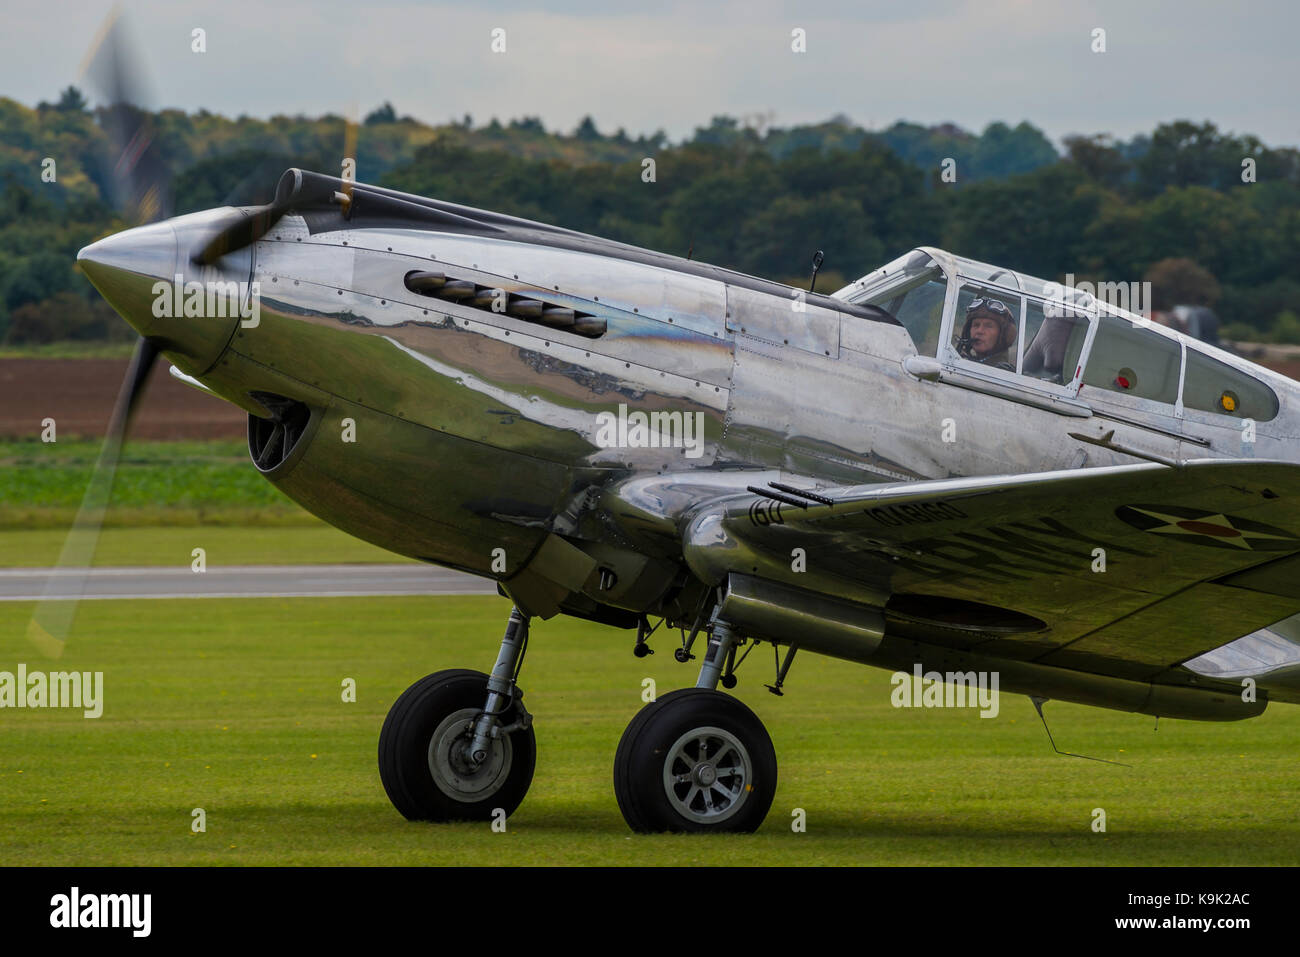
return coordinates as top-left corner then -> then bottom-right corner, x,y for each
957,298 -> 1017,370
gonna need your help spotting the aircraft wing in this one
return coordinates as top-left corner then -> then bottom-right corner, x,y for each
667,459 -> 1300,700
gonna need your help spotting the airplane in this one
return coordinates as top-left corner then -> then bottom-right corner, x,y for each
52,161 -> 1300,834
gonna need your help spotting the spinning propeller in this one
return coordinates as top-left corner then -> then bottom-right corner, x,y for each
29,15 -> 366,656
28,12 -> 171,656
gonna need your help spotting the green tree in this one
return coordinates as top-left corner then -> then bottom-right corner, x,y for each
364,102 -> 397,125
944,165 -> 1107,278
970,121 -> 1059,179
56,86 -> 88,112
1063,134 -> 1131,191
1134,121 -> 1253,196
1143,257 -> 1220,310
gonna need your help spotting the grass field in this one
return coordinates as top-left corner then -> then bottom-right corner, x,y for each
2,594 -> 1297,865
0,342 -> 139,360
1,439 -> 306,529
1,436 -> 412,564
0,525 -> 412,567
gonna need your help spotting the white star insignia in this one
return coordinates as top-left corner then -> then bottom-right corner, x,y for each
1126,507 -> 1295,550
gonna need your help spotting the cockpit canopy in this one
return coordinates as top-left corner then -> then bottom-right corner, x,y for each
832,247 -> 1278,422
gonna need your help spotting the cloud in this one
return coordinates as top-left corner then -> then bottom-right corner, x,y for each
4,0 -> 1298,146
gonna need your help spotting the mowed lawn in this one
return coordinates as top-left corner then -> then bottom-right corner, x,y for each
0,525 -> 412,567
1,594 -> 1298,866
0,436 -> 413,564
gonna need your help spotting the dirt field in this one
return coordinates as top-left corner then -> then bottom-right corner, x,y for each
1266,359 -> 1300,381
0,358 -> 245,440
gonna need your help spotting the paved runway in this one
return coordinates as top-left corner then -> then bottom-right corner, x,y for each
0,564 -> 498,601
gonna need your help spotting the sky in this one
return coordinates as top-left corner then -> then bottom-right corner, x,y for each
6,0 -> 1299,148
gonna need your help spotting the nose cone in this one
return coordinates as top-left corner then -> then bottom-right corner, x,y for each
78,221 -> 177,332
78,214 -> 246,376
79,221 -> 177,285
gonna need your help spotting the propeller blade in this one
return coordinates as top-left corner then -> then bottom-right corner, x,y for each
27,337 -> 160,657
193,106 -> 365,264
32,13 -> 175,656
191,200 -> 290,265
217,157 -> 293,208
81,11 -> 170,224
189,167 -> 342,265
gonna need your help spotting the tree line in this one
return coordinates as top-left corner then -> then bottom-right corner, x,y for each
2,89 -> 1297,345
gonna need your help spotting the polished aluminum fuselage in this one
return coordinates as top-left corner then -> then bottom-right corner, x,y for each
159,212 -> 1300,628
72,186 -> 1300,717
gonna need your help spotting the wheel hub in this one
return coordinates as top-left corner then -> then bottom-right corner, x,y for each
694,763 -> 718,787
662,725 -> 752,825
428,707 -> 513,801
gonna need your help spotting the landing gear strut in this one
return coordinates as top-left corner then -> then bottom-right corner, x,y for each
614,614 -> 778,833
378,607 -> 536,821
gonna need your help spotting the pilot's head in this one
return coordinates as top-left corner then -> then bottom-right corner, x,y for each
960,298 -> 1017,363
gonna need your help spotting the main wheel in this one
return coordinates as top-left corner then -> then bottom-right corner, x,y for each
379,669 -> 536,821
614,688 -> 777,833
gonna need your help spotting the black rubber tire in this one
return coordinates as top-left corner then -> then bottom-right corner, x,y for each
614,688 -> 777,833
378,669 -> 536,821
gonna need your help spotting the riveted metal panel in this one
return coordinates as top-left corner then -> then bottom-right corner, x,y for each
726,283 -> 839,358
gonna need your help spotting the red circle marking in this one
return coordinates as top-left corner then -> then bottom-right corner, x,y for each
1176,520 -> 1240,538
